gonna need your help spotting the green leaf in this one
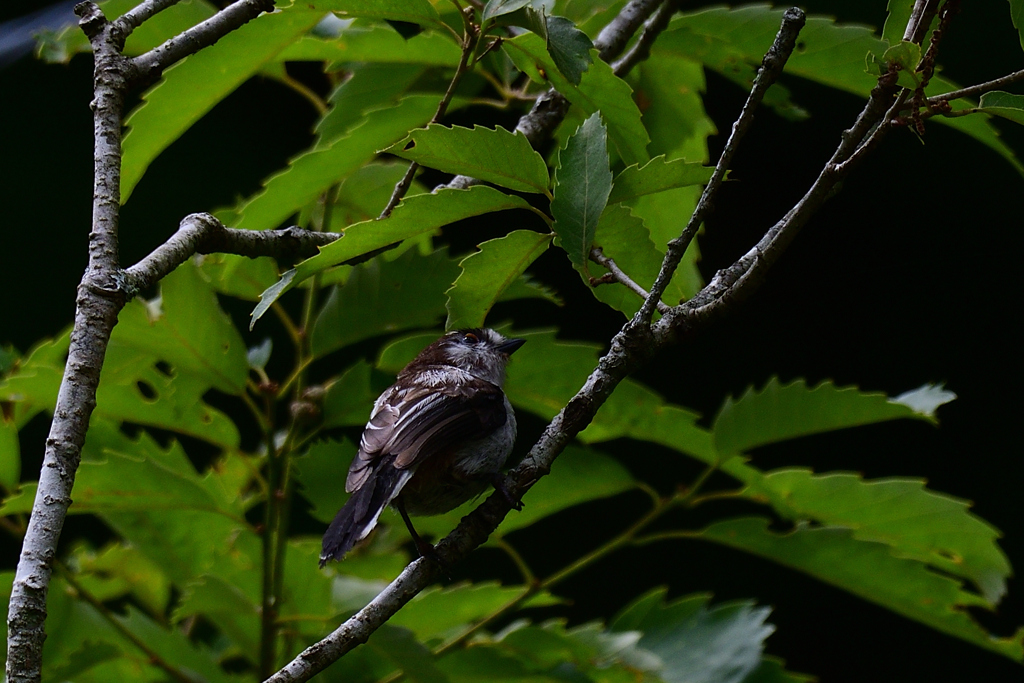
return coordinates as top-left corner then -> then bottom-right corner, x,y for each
174,574 -> 259,655
310,0 -> 443,26
231,95 -> 437,232
551,112 -> 612,275
0,333 -> 69,428
311,248 -> 461,357
608,156 -> 713,205
121,8 -> 324,201
197,252 -> 280,301
1009,0 -> 1024,51
746,469 -> 1011,604
979,90 -> 1024,126
391,582 -> 557,641
588,204 -> 663,317
323,362 -> 376,429
315,65 -> 426,148
866,41 -> 921,89
544,15 -> 595,86
73,542 -> 171,617
295,438 -> 358,524
611,589 -> 775,683
386,125 -> 551,193
712,378 -> 939,457
631,186 -> 704,301
0,420 -> 20,490
636,53 -> 716,162
251,186 -> 532,326
882,0 -> 915,46
445,230 -> 553,329
656,6 -> 1022,173
410,444 -> 636,540
482,0 -> 533,22
327,162 -> 427,229
278,28 -> 462,68
697,517 -> 1024,661
505,32 -> 649,165
366,626 -> 452,683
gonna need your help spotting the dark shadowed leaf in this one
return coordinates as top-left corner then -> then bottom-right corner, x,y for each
746,469 -> 1011,604
310,0 -> 443,26
544,15 -> 594,85
295,438 -> 358,524
311,248 -> 461,357
611,589 -> 775,683
712,378 -> 938,457
588,204 -> 663,317
697,518 -> 1024,661
551,113 -> 612,276
446,230 -> 553,329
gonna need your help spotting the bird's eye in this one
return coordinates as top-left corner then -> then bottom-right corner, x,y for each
463,332 -> 479,344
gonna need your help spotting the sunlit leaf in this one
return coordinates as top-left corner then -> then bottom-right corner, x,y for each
277,28 -> 462,69
386,125 -> 551,193
608,156 -> 713,205
315,66 -> 425,149
121,8 -> 324,201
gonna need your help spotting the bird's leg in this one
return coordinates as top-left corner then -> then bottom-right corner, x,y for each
490,472 -> 524,511
395,497 -> 450,575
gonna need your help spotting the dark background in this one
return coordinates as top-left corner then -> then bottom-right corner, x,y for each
2,1 -> 1022,681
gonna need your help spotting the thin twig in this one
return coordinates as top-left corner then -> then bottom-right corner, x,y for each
635,7 -> 806,326
589,247 -> 671,314
593,0 -> 667,61
612,0 -> 682,78
921,68 -> 1024,106
131,0 -> 275,85
379,8 -> 480,219
122,213 -> 338,294
113,0 -> 184,40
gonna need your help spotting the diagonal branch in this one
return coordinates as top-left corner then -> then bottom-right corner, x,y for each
122,213 -> 339,293
634,7 -> 806,326
113,0 -> 184,40
130,0 -> 274,85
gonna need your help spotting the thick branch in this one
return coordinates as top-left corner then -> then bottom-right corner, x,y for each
635,7 -> 806,325
130,0 -> 274,85
612,0 -> 681,77
122,213 -> 339,293
113,0 -> 183,40
593,0 -> 667,61
6,4 -> 129,681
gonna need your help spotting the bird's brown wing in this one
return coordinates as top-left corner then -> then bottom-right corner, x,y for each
345,371 -> 507,493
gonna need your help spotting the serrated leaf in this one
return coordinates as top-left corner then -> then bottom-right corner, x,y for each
367,625 -> 452,683
295,439 -> 357,525
483,0 -> 534,22
505,32 -> 649,165
251,186 -> 533,326
197,252 -> 280,301
631,186 -> 704,301
121,8 -> 324,201
174,574 -> 260,655
277,28 -> 462,68
311,0 -> 443,26
231,95 -> 437,232
890,382 -> 957,415
315,65 -> 425,148
979,90 -> 1024,126
545,15 -> 594,85
387,125 -> 551,193
445,230 -> 553,329
611,589 -> 775,683
608,156 -> 713,204
323,362 -> 376,429
882,0 -> 915,46
697,517 -> 1024,661
746,469 -> 1011,604
637,53 -> 716,162
311,248 -> 461,357
866,41 -> 921,89
712,377 -> 936,457
657,6 -> 1022,173
496,273 -> 563,307
551,113 -> 612,275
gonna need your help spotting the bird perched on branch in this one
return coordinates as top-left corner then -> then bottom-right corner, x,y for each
320,328 -> 526,567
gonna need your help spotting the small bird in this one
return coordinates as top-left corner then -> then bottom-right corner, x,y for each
320,328 -> 526,567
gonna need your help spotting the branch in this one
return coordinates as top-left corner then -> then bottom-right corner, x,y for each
112,0 -> 183,40
445,0 -> 669,190
635,7 -> 806,325
589,247 -> 670,314
130,0 -> 275,85
612,0 -> 681,78
122,213 -> 338,294
919,68 -> 1024,107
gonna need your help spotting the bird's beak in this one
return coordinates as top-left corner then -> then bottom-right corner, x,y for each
497,338 -> 526,355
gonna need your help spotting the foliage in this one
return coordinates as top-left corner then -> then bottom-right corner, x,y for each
4,0 -> 1024,681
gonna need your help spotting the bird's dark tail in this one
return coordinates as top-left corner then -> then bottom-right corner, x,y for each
320,456 -> 411,567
